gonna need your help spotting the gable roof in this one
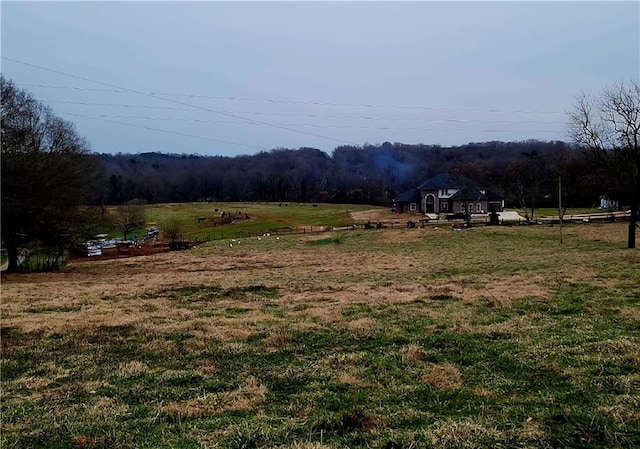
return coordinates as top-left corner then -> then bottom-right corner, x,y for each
397,174 -> 504,204
449,188 -> 503,202
417,174 -> 457,190
394,189 -> 421,203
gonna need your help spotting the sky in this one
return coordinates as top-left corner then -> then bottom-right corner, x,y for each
2,1 -> 638,157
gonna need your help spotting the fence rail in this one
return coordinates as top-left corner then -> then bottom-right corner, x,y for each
184,210 -> 632,244
537,210 -> 631,224
194,218 -> 493,242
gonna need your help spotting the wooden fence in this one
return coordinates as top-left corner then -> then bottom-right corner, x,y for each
191,218 -> 493,243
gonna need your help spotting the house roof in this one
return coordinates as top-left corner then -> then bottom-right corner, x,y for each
394,189 -> 421,203
417,174 -> 457,190
483,190 -> 504,201
449,188 -> 503,202
396,174 -> 504,203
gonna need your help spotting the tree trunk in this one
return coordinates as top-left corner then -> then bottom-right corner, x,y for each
628,179 -> 639,249
628,208 -> 637,249
6,240 -> 20,273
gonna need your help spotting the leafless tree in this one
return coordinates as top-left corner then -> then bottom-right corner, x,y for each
113,200 -> 147,241
162,216 -> 183,244
504,152 -> 546,222
569,80 -> 640,248
1,75 -> 99,271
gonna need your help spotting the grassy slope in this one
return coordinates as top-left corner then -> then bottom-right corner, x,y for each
1,213 -> 639,448
106,202 -> 377,241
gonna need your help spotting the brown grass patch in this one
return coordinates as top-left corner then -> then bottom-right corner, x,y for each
118,361 -> 150,377
326,352 -> 365,369
286,444 -> 335,449
520,417 -> 547,442
349,209 -> 402,223
347,317 -> 376,337
263,326 -> 294,351
598,394 -> 640,423
333,371 -> 366,387
423,363 -> 463,390
88,397 -> 130,420
383,230 -> 425,244
161,376 -> 267,422
426,418 -> 500,448
471,273 -> 550,303
403,344 -> 425,363
573,222 -> 630,244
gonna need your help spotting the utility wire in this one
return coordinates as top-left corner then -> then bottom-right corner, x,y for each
43,99 -> 565,125
59,111 -> 563,133
42,100 -> 201,111
17,82 -> 566,115
4,57 -> 358,145
59,112 -> 267,150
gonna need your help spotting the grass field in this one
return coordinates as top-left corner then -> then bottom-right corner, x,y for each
105,202 -> 379,241
2,208 -> 639,448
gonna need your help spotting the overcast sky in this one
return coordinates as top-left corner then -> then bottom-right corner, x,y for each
2,1 -> 638,156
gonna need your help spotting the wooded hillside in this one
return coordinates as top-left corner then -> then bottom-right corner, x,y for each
96,140 -> 612,210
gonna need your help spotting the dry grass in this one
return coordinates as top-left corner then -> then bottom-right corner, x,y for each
161,376 -> 268,422
422,363 -> 463,390
403,343 -> 426,363
426,418 -> 501,448
2,220 -> 639,448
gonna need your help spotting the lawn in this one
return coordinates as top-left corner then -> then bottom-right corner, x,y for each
104,202 -> 379,241
1,213 -> 639,448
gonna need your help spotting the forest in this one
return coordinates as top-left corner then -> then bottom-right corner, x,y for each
96,140 -> 614,211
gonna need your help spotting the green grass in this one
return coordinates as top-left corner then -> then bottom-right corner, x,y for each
525,207 -> 613,217
104,202 -> 377,241
2,212 -> 639,448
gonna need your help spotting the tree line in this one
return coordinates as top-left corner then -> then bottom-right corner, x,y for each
2,75 -> 638,272
97,140 -> 606,213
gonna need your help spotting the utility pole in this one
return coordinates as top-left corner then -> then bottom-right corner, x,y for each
559,176 -> 563,244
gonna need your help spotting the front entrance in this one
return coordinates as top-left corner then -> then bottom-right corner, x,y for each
425,194 -> 435,213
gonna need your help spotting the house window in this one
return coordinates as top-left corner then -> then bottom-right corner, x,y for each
441,202 -> 448,212
410,203 -> 417,211
477,203 -> 482,213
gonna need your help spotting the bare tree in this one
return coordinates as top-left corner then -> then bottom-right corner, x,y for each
1,76 -> 99,271
504,151 -> 546,222
113,200 -> 147,241
162,216 -> 183,245
569,80 -> 640,248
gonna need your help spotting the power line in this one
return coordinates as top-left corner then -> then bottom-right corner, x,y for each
6,57 -> 566,149
59,111 -> 563,134
16,82 -> 566,115
42,100 -> 201,111
43,99 -> 565,125
59,112 -> 267,150
4,57 -> 358,145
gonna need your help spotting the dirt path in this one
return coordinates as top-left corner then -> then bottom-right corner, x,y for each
350,208 -> 416,223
